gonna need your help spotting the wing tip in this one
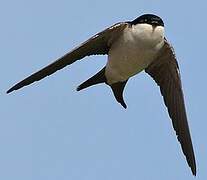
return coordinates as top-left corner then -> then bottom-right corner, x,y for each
192,169 -> 196,176
190,160 -> 197,176
76,86 -> 81,91
6,87 -> 14,94
7,83 -> 21,94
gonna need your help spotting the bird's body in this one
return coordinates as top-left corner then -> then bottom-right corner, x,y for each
7,14 -> 196,176
106,23 -> 164,84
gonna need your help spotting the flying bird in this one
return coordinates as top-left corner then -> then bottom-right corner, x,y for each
7,14 -> 196,175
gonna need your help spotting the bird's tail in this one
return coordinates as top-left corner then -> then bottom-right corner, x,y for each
76,67 -> 106,91
77,67 -> 128,108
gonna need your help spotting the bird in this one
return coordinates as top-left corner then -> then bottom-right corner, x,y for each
7,14 -> 196,175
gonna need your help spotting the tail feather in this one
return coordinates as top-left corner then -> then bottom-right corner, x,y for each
110,80 -> 128,109
77,67 -> 106,91
77,66 -> 128,109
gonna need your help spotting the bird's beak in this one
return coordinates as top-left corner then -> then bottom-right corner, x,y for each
152,24 -> 157,31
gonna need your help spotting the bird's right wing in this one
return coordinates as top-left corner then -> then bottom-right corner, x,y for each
7,22 -> 128,93
145,39 -> 196,175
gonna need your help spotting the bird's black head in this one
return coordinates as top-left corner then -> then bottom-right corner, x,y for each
131,14 -> 164,27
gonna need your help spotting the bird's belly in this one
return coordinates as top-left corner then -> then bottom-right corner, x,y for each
105,42 -> 159,84
105,25 -> 164,85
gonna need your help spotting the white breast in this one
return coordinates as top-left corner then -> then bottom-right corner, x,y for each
105,23 -> 164,84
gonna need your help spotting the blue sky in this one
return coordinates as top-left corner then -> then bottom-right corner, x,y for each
1,0 -> 206,179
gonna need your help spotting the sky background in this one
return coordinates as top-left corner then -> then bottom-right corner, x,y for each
1,0 -> 206,180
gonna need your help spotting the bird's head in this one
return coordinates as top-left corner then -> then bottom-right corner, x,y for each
131,14 -> 164,27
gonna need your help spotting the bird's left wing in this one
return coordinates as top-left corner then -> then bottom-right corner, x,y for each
7,22 -> 128,93
145,39 -> 196,175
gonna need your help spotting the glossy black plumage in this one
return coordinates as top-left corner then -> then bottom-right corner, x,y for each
131,14 -> 164,27
7,14 -> 196,175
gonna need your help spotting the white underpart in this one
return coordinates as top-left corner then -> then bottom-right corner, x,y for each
105,23 -> 165,85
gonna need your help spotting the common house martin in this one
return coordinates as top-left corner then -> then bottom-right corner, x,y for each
7,14 -> 196,175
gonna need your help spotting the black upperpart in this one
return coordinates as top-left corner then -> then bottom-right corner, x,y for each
130,14 -> 164,27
